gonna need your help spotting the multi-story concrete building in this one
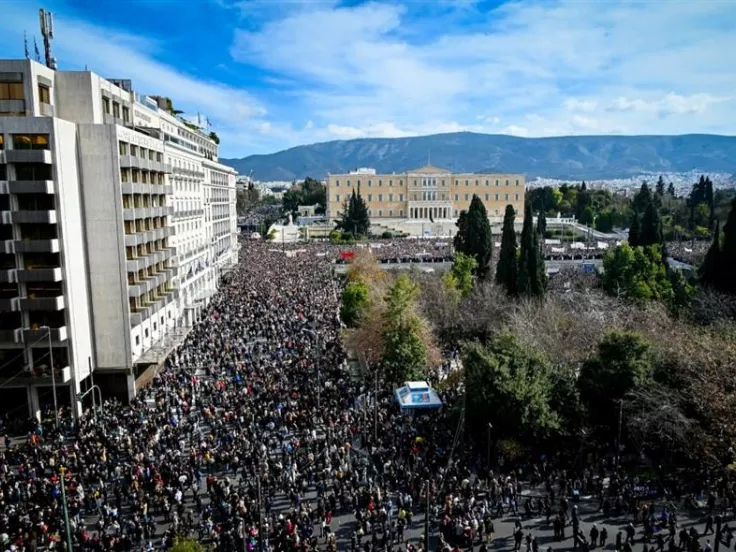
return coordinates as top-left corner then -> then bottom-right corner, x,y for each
0,58 -> 238,416
326,165 -> 525,225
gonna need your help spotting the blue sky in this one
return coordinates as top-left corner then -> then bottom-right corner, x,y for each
1,0 -> 735,158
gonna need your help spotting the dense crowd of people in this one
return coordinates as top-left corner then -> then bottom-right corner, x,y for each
0,240 -> 721,552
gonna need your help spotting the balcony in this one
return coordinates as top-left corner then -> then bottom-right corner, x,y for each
126,258 -> 146,272
13,239 -> 60,254
22,326 -> 68,343
5,149 -> 53,164
2,210 -> 57,224
0,182 -> 7,194
0,268 -> 16,283
20,294 -> 65,311
0,328 -> 22,343
130,307 -> 151,327
0,297 -> 20,311
3,366 -> 72,386
8,180 -> 55,194
127,282 -> 147,297
16,267 -> 63,282
1,240 -> 13,254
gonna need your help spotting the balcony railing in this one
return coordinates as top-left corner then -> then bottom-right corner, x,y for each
5,149 -> 53,164
16,267 -> 63,282
8,180 -> 55,194
0,365 -> 72,386
22,326 -> 68,343
0,296 -> 19,311
0,268 -> 16,283
2,210 -> 57,224
0,328 -> 23,344
20,294 -> 65,311
13,238 -> 59,254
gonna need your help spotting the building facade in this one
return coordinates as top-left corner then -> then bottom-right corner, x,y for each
326,165 -> 525,222
0,58 -> 238,416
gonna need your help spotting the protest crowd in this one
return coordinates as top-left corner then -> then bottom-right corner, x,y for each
0,240 -> 725,552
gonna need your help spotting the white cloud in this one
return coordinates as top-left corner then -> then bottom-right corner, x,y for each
229,0 -> 736,149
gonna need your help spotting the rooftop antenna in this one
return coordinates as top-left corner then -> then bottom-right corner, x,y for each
39,8 -> 57,70
24,31 -> 29,58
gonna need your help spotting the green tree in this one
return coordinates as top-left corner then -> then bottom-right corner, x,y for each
236,183 -> 261,215
282,177 -> 327,216
639,201 -> 663,247
453,195 -> 493,279
337,190 -> 370,236
578,331 -> 652,428
381,274 -> 428,384
633,181 -> 653,214
170,538 -> 209,552
340,280 -> 370,327
536,210 -> 547,236
442,251 -> 477,298
721,198 -> 736,294
576,190 -> 592,222
464,335 -> 559,443
601,244 -> 673,301
656,175 -> 666,196
496,204 -> 518,296
628,212 -> 641,247
667,182 -> 676,196
699,220 -> 721,289
579,205 -> 595,227
595,210 -> 615,233
517,202 -> 546,297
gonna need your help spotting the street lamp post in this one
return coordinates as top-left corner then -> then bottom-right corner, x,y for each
615,399 -> 623,470
40,325 -> 59,428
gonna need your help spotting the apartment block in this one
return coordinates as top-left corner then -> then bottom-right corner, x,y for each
326,165 -> 525,223
0,58 -> 239,416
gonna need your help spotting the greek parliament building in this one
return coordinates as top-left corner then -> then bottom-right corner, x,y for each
326,165 -> 525,224
0,58 -> 239,417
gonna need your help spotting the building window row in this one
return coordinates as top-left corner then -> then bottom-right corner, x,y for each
12,134 -> 50,150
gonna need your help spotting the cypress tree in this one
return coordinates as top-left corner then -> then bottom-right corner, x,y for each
453,196 -> 493,279
628,212 -> 641,247
699,220 -> 721,288
531,217 -> 547,297
720,198 -> 736,294
667,182 -> 676,196
655,176 -> 665,196
639,202 -> 663,248
537,210 -> 547,237
496,204 -> 518,296
517,201 -> 534,295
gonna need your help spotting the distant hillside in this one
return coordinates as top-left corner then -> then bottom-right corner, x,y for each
221,132 -> 736,182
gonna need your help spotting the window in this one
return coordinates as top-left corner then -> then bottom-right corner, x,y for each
12,134 -> 49,150
102,97 -> 110,114
123,106 -> 130,123
506,179 -> 509,186
15,163 -> 51,180
378,210 -> 382,217
389,210 -> 393,216
112,102 -> 120,118
335,180 -> 340,187
135,336 -> 140,346
378,180 -> 382,186
485,194 -> 489,200
140,148 -> 147,160
119,141 -> 128,155
0,165 -> 5,180
495,193 -> 499,201
495,180 -> 499,186
413,194 -> 418,200
38,85 -> 51,104
367,180 -> 371,187
465,194 -> 469,201
346,180 -> 350,187
454,210 -> 458,217
465,180 -> 469,186
516,179 -> 520,186
454,194 -> 459,201
156,152 -> 162,162
515,193 -> 519,200
399,194 -> 404,201
475,180 -> 479,185
400,210 -> 404,217
0,82 -> 24,100
335,194 -> 340,202
144,329 -> 149,338
505,194 -> 509,200
0,135 -> 3,150
389,194 -> 393,202
367,194 -> 372,202
389,180 -> 393,187
378,194 -> 383,202
121,169 -> 130,183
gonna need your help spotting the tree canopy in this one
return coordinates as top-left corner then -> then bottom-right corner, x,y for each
337,190 -> 370,236
496,204 -> 518,296
282,177 -> 326,216
453,195 -> 493,279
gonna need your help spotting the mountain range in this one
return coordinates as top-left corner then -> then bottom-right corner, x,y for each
221,132 -> 736,182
